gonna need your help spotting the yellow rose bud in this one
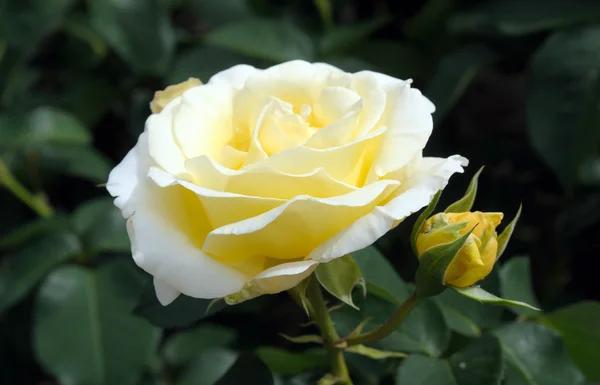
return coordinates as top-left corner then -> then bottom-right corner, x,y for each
416,211 -> 503,287
150,77 -> 202,114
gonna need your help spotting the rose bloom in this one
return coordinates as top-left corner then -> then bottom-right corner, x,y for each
416,212 -> 503,287
107,60 -> 467,305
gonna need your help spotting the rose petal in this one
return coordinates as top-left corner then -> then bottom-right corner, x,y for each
202,179 -> 400,261
154,277 -> 181,306
172,85 -> 234,160
208,64 -> 259,88
106,133 -> 150,218
309,155 -> 468,262
186,155 -> 356,199
127,177 -> 247,299
251,260 -> 318,294
249,126 -> 386,185
148,167 -> 284,230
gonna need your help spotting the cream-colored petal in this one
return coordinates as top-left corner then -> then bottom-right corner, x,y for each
148,167 -> 284,230
146,105 -> 189,178
208,64 -> 259,88
106,133 -> 149,218
186,155 -> 356,199
304,108 -> 361,149
309,155 -> 468,262
252,260 -> 318,293
153,277 -> 181,306
366,82 -> 434,182
202,179 -> 400,261
312,86 -> 362,127
172,85 -> 234,160
127,177 -> 246,299
248,127 -> 386,185
224,260 -> 319,304
350,72 -> 388,137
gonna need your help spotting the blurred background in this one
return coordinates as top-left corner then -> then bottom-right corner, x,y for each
1,0 -> 599,384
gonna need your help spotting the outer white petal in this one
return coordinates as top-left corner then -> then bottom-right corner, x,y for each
308,155 -> 468,262
127,177 -> 247,299
252,260 -> 318,294
208,64 -> 260,88
225,260 -> 319,304
153,277 -> 181,306
106,133 -> 149,218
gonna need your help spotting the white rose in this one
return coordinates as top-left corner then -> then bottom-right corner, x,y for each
106,60 -> 467,305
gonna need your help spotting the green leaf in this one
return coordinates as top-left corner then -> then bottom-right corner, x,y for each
410,191 -> 442,256
333,294 -> 450,357
256,347 -> 327,375
426,44 -> 497,123
0,107 -> 90,151
396,355 -> 454,385
0,0 -> 75,48
37,144 -> 113,183
527,25 -> 600,191
280,334 -> 324,344
320,18 -> 390,55
453,286 -> 540,311
189,0 -> 253,27
497,205 -> 522,259
0,108 -> 110,182
288,276 -> 312,316
177,348 -> 239,385
395,335 -> 503,385
316,255 -> 364,309
34,260 -> 161,385
499,257 -> 540,317
72,198 -> 130,255
89,0 -> 175,75
445,167 -> 483,213
163,324 -> 237,367
205,19 -> 314,62
214,353 -> 274,385
0,215 -> 70,250
434,272 -> 503,337
134,279 -> 226,328
0,232 -> 80,313
346,345 -> 406,360
178,349 -> 274,385
494,323 -> 586,385
415,227 -> 473,297
168,46 -> 256,85
542,302 -> 600,381
353,246 -> 411,300
342,248 -> 450,356
449,0 -> 600,36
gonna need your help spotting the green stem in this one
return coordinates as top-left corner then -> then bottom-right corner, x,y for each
338,293 -> 420,347
306,277 -> 352,385
0,159 -> 53,218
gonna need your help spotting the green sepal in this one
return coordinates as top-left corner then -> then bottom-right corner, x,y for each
453,285 -> 540,311
288,276 -> 312,317
345,345 -> 407,359
415,225 -> 474,298
315,255 -> 364,310
445,166 -> 484,213
497,204 -> 522,259
410,190 -> 442,255
279,334 -> 324,344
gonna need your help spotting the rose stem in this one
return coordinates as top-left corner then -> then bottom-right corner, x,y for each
306,277 -> 353,385
337,292 -> 420,347
0,159 -> 53,218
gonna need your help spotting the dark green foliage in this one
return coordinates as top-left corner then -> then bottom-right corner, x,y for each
1,0 -> 599,384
